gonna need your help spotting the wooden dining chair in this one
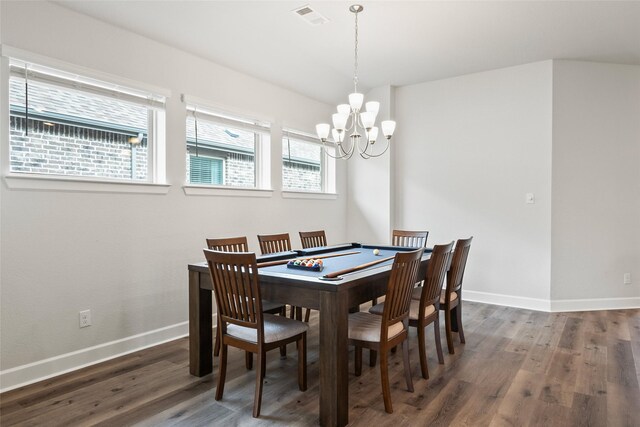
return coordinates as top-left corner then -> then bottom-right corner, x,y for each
392,229 -> 429,248
440,237 -> 473,354
299,230 -> 327,249
371,242 -> 453,379
257,233 -> 292,255
370,229 -> 429,307
203,249 -> 308,418
257,233 -> 311,322
298,230 -> 327,322
206,236 -> 286,358
348,248 -> 422,413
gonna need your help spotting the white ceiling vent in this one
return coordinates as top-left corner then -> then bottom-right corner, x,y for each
292,5 -> 329,26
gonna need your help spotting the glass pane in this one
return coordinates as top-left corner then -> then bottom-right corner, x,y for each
282,137 -> 322,192
9,77 -> 150,181
186,116 -> 256,187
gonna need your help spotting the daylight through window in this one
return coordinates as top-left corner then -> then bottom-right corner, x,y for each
8,60 -> 165,182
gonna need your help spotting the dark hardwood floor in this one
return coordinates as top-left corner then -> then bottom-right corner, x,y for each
1,302 -> 638,426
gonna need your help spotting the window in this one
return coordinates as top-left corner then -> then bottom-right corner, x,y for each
186,106 -> 270,189
282,130 -> 335,193
8,60 -> 165,182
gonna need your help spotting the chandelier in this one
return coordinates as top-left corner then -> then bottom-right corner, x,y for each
316,4 -> 396,159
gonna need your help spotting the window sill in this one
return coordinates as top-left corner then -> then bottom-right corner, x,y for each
183,185 -> 273,198
281,191 -> 338,200
4,174 -> 171,194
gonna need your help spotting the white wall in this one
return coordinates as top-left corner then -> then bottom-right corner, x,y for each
393,62 -> 554,308
0,1 -> 345,390
551,61 -> 640,307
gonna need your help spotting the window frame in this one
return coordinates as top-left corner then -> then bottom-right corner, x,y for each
184,103 -> 271,191
282,128 -> 336,195
1,47 -> 169,193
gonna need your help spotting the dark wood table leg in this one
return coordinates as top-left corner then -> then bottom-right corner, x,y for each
189,270 -> 213,376
319,291 -> 349,427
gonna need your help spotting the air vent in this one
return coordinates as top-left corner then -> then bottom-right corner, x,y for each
292,5 -> 329,26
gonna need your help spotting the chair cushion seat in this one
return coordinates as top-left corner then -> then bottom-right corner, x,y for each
227,313 -> 308,344
348,311 -> 404,343
440,291 -> 458,305
370,300 -> 436,321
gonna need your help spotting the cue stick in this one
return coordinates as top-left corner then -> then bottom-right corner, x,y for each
322,255 -> 395,279
257,250 -> 361,268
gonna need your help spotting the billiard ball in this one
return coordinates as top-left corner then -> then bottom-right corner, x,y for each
373,249 -> 380,256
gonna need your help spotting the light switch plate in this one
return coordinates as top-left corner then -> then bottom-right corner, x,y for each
526,193 -> 535,204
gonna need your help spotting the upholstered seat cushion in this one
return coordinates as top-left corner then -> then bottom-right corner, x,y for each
348,311 -> 404,343
227,313 -> 308,344
370,300 -> 436,321
440,291 -> 458,304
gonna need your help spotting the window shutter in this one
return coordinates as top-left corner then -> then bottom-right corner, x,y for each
190,156 -> 223,185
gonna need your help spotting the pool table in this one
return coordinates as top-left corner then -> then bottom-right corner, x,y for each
187,243 -> 433,427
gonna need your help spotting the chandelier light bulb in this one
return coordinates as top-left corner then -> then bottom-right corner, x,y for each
332,113 -> 348,131
381,120 -> 396,139
332,128 -> 344,143
368,126 -> 379,143
365,101 -> 380,116
348,93 -> 364,111
316,123 -> 330,140
360,111 -> 375,130
337,104 -> 351,115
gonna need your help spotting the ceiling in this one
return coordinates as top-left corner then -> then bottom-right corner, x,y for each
55,1 -> 640,105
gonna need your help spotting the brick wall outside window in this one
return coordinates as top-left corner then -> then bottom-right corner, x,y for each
10,116 -> 148,180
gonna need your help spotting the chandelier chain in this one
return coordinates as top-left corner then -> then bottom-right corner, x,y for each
353,10 -> 358,92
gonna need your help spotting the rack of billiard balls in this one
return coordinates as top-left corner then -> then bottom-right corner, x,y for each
286,258 -> 324,271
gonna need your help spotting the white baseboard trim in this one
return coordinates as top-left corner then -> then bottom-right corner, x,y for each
462,290 -> 551,312
550,297 -> 640,312
463,290 -> 640,313
0,321 -> 190,393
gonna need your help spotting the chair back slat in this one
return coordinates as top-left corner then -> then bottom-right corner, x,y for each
419,242 -> 454,307
382,248 -> 423,331
206,236 -> 249,252
446,237 -> 473,296
257,233 -> 292,255
392,230 -> 429,248
299,230 -> 327,249
203,250 -> 263,331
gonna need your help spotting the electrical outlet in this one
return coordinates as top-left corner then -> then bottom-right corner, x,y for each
79,310 -> 91,328
623,273 -> 631,285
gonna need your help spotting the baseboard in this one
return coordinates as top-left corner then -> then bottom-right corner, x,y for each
462,290 -> 551,312
550,297 -> 640,312
463,290 -> 640,313
0,321 -> 190,393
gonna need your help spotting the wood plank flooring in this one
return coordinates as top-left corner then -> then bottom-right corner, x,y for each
1,302 -> 638,426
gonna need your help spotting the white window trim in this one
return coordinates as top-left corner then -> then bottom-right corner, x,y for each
1,46 -> 169,188
282,128 -> 336,194
185,101 -> 271,190
4,174 -> 170,195
182,184 -> 273,198
281,190 -> 338,200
